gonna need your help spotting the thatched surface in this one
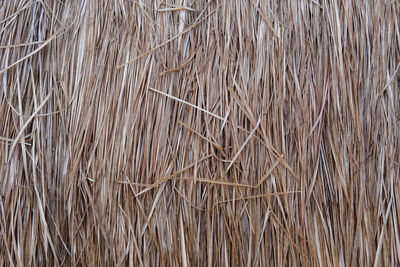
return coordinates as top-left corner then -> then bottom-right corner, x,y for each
0,0 -> 399,266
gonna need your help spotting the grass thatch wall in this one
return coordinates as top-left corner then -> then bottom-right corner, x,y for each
1,0 -> 399,266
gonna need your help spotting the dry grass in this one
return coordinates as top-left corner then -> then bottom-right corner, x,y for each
0,0 -> 399,266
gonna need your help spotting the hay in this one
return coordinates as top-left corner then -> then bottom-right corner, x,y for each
0,0 -> 399,266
